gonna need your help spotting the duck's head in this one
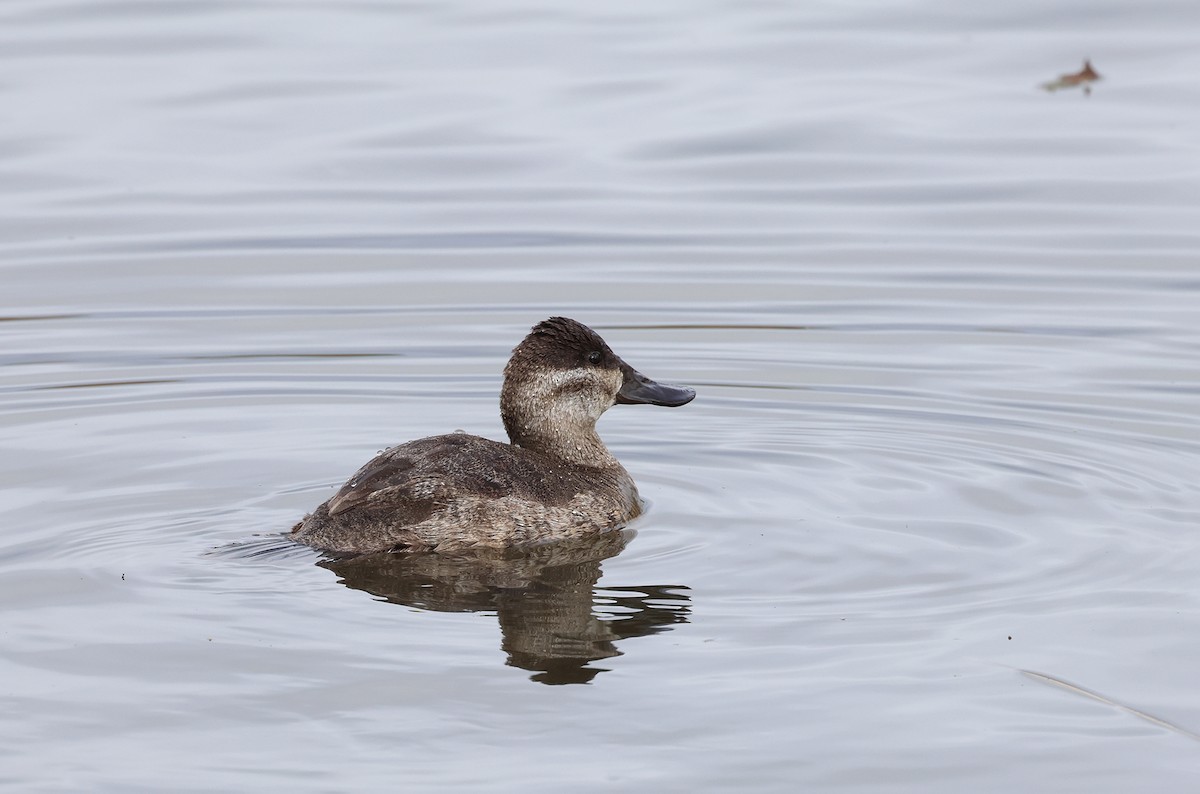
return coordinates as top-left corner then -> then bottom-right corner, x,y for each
500,317 -> 695,462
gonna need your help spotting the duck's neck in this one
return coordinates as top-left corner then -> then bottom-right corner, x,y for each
503,411 -> 620,469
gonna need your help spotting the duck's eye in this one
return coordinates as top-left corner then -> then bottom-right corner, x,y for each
586,350 -> 603,365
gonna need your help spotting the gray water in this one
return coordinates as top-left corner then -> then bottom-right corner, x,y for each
3,1 -> 1200,791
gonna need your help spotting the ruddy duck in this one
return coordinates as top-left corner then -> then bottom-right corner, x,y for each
291,317 -> 695,555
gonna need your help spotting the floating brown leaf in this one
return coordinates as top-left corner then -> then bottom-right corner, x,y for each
1041,59 -> 1102,94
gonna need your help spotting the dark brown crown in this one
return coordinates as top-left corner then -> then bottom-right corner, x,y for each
515,317 -> 616,370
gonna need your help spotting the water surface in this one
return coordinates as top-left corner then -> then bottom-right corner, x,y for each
3,1 -> 1200,791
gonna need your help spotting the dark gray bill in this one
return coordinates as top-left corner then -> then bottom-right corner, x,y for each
616,366 -> 696,407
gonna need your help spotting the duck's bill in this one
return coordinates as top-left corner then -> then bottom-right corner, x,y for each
617,367 -> 696,407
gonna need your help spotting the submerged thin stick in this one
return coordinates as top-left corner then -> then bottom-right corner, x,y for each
1020,668 -> 1200,744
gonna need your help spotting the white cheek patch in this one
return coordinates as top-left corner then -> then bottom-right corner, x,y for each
514,366 -> 620,419
541,367 -> 592,391
601,367 -> 623,395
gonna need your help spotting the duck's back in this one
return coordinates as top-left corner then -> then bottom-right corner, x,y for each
291,433 -> 639,555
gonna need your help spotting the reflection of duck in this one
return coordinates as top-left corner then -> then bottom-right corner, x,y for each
292,317 -> 695,555
321,531 -> 691,685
